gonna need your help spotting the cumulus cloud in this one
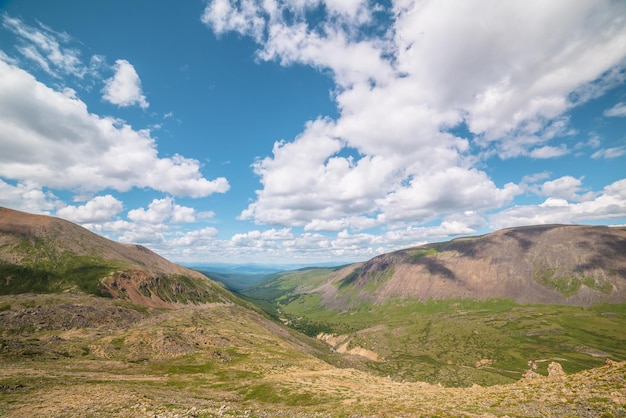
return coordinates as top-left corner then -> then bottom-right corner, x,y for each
150,208 -> 492,264
118,228 -> 167,246
0,179 -> 60,214
490,179 -> 626,229
56,195 -> 123,223
378,168 -> 519,225
175,212 -> 487,264
169,227 -> 219,246
203,0 -> 626,237
529,145 -> 570,159
539,176 -> 587,201
231,228 -> 294,247
127,197 -> 198,224
0,59 -> 229,198
102,59 -> 149,108
68,197 -> 221,253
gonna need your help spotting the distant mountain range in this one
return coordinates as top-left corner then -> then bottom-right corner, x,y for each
189,263 -> 348,292
186,261 -> 348,275
0,206 -> 232,307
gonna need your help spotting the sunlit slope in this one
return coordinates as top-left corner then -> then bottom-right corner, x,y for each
243,225 -> 626,386
325,224 -> 626,307
1,292 -> 625,416
247,276 -> 626,387
0,292 -> 341,415
0,206 -> 231,306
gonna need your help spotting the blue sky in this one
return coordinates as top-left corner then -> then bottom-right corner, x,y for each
0,0 -> 625,265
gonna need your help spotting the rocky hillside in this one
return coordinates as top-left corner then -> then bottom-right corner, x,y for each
319,224 -> 626,307
1,292 -> 625,417
0,206 -> 231,307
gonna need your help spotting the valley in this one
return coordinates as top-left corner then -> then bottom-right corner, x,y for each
245,283 -> 626,387
2,293 -> 625,417
1,208 -> 625,416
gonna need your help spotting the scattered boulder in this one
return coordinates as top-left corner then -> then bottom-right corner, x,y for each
522,369 -> 542,380
547,362 -> 565,378
474,358 -> 492,368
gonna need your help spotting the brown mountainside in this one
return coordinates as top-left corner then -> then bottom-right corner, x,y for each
322,224 -> 626,307
0,206 -> 229,307
0,206 -> 197,276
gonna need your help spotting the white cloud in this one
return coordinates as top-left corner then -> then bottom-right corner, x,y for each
575,134 -> 601,151
159,208 -> 492,264
539,176 -> 587,201
84,200 -> 206,248
490,178 -> 626,229
529,145 -> 569,159
393,0 -> 626,138
118,229 -> 167,245
324,0 -> 370,22
204,212 -> 485,263
2,14 -> 85,78
0,59 -> 229,198
56,195 -> 123,223
231,228 -> 294,247
603,102 -> 626,117
204,0 -> 626,235
540,198 -> 569,208
0,179 -> 60,214
52,195 -> 222,261
127,197 -> 197,224
592,146 -> 626,159
102,59 -> 149,109
169,227 -> 219,246
376,168 -> 520,226
201,0 -> 267,42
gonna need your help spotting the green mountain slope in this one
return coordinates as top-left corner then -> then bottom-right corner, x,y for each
242,225 -> 626,386
1,292 -> 625,416
0,206 -> 231,306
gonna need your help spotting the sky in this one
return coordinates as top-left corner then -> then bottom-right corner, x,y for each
0,0 -> 625,265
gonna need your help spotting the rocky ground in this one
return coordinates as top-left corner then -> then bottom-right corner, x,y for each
0,359 -> 624,417
1,293 -> 625,417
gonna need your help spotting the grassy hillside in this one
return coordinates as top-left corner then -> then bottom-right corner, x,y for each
0,207 -> 233,306
1,293 -> 625,417
244,268 -> 626,387
0,233 -> 233,305
0,293 -> 340,415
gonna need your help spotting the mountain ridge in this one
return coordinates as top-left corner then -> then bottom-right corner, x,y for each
0,206 -> 231,307
310,224 -> 626,308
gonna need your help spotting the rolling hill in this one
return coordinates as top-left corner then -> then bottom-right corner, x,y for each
0,206 -> 231,306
